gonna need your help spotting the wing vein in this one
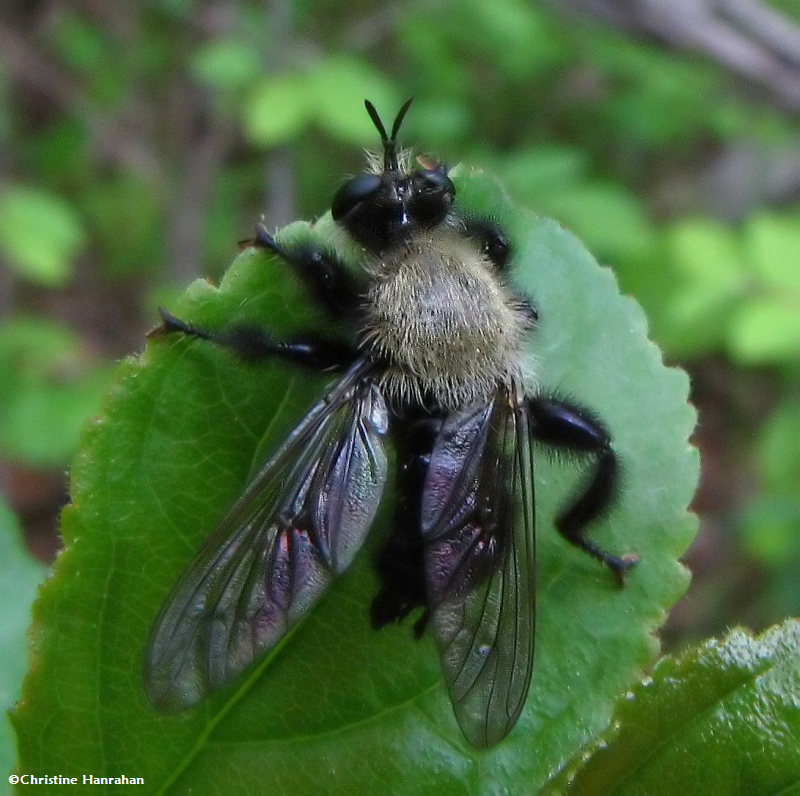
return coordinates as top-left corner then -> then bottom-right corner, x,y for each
145,364 -> 389,711
423,384 -> 536,747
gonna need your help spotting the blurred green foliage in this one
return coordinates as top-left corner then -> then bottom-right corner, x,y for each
0,186 -> 85,286
0,501 -> 45,781
0,317 -> 113,466
2,0 -> 799,701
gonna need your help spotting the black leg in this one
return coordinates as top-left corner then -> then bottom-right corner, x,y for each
460,217 -> 512,270
459,216 -> 538,324
371,411 -> 444,635
528,395 -> 638,582
253,226 -> 362,320
155,308 -> 357,371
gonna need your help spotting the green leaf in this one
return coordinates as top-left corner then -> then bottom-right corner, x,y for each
13,171 -> 697,791
0,501 -> 45,780
25,120 -> 89,181
401,98 -> 472,143
0,187 -> 85,287
730,299 -> 800,362
50,9 -> 112,72
456,0 -> 561,77
0,317 -> 114,467
82,175 -> 163,277
756,400 -> 800,495
309,59 -> 396,144
548,620 -> 800,795
663,281 -> 740,356
191,39 -> 261,91
243,74 -> 314,146
739,496 -> 800,565
537,183 -> 656,263
740,398 -> 800,615
744,212 -> 800,292
498,147 -> 589,198
661,218 -> 747,354
667,218 -> 744,289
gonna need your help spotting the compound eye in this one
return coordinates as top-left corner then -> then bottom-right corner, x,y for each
331,173 -> 383,221
409,168 -> 455,226
418,168 -> 454,197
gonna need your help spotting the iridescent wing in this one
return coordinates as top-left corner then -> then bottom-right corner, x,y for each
421,384 -> 536,747
145,362 -> 389,710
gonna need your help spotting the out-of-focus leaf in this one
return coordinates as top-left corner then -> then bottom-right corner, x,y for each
50,9 -> 111,72
401,98 -> 472,145
739,398 -> 800,566
589,34 -> 735,145
660,218 -> 747,354
540,183 -> 656,262
310,59 -> 396,144
25,120 -> 88,182
49,8 -> 124,107
0,317 -> 113,467
0,501 -> 45,779
244,74 -> 314,146
745,212 -> 800,292
458,0 -> 562,77
547,621 -> 800,795
82,175 -> 163,276
663,283 -> 738,354
730,299 -> 800,362
191,39 -> 261,91
740,496 -> 800,565
0,187 -> 85,287
756,400 -> 800,493
397,20 -> 468,102
668,218 -> 744,288
498,147 -> 588,199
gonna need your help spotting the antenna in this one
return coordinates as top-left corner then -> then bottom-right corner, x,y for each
364,97 -> 414,172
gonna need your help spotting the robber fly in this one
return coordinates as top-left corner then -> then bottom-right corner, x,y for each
144,98 -> 638,747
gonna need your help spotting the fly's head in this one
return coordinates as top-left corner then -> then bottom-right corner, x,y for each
331,98 -> 455,253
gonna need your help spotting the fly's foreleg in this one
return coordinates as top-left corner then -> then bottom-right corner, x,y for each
155,308 -> 356,372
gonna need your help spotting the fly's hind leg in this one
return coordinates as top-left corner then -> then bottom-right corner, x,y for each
528,395 -> 638,583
